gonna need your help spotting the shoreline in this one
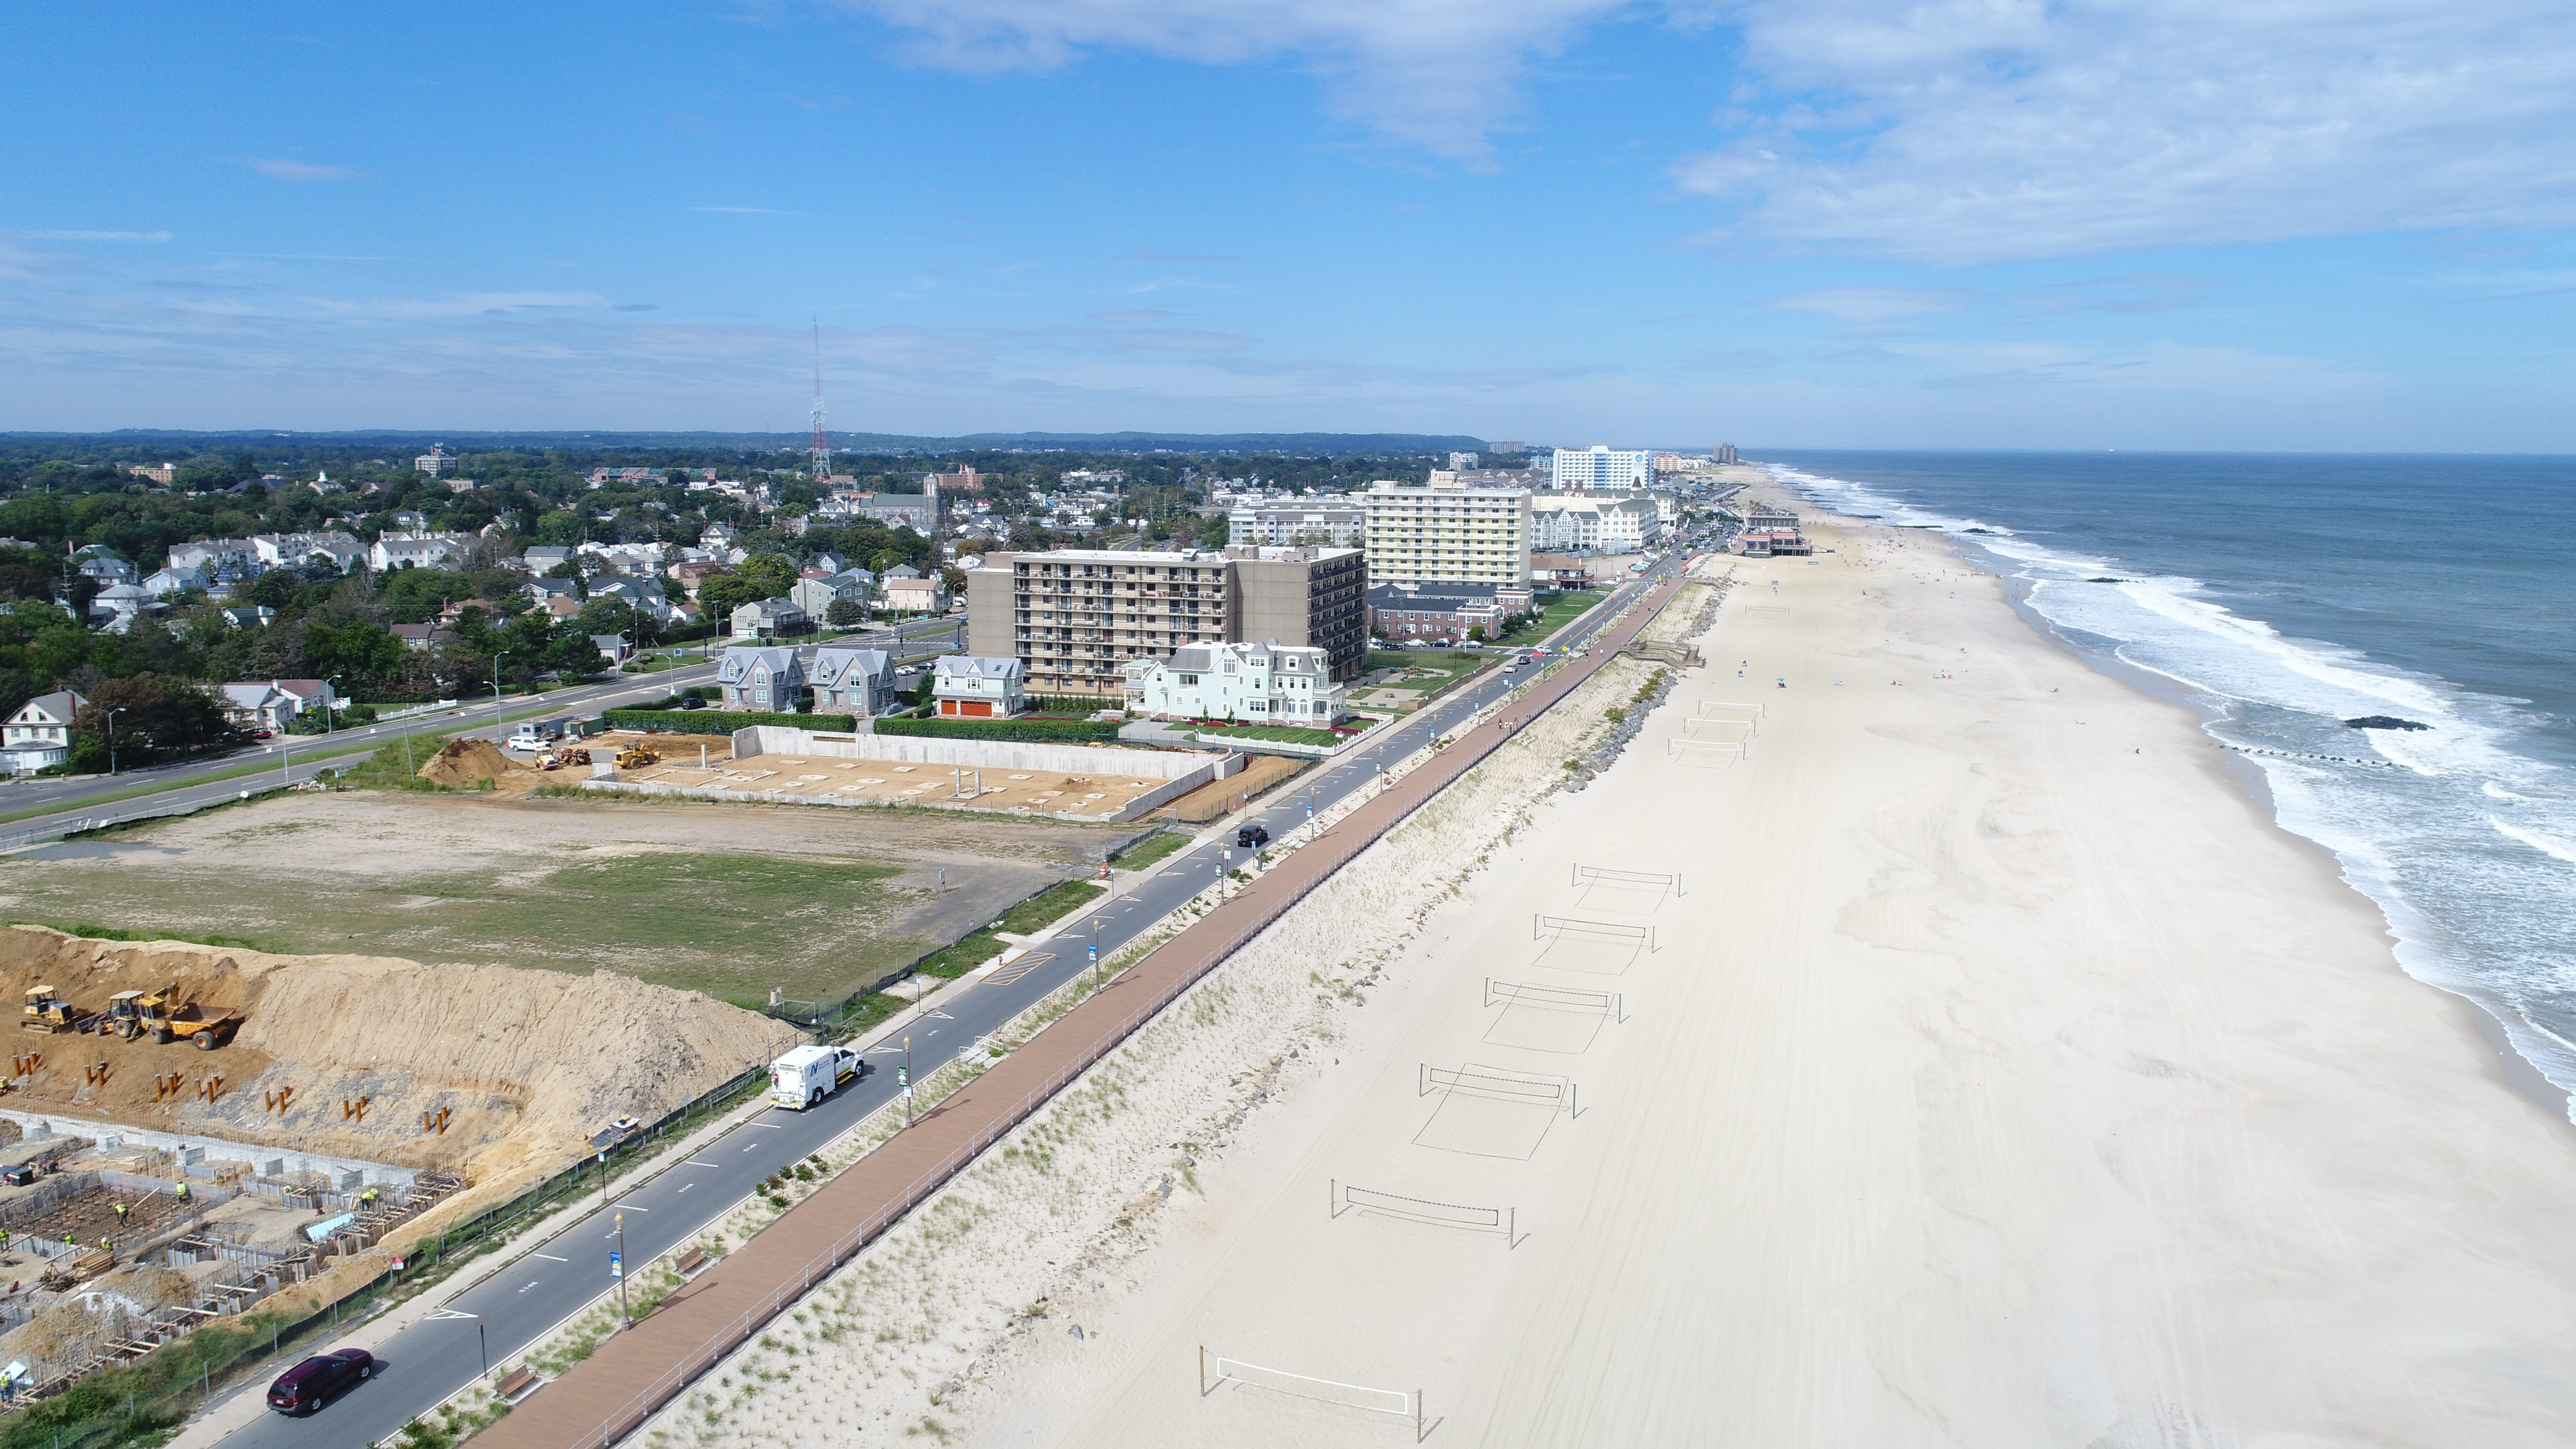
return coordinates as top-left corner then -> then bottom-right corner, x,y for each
951,504 -> 2576,1447
1883,498 -> 2576,1125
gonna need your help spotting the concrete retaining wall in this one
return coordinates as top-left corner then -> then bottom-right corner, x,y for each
0,1110 -> 415,1189
732,725 -> 1235,781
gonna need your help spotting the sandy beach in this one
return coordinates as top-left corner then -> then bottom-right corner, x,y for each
939,505 -> 2576,1448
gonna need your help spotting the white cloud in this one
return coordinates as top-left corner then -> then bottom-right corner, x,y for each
1761,285 -> 1967,323
1678,0 -> 2576,262
842,0 -> 1626,157
244,157 -> 363,182
25,230 -> 172,243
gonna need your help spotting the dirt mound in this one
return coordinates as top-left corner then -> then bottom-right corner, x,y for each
0,928 -> 791,1222
419,737 -> 530,787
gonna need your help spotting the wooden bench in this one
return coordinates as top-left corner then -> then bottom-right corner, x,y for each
674,1247 -> 709,1276
494,1365 -> 540,1403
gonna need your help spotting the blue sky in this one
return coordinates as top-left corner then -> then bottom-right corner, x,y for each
6,0 -> 2573,448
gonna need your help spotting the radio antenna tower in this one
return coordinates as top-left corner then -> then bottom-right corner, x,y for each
808,320 -> 830,482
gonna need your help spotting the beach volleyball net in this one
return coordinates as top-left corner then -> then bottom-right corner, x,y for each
1483,978 -> 1625,1021
1200,1347 -> 1427,1440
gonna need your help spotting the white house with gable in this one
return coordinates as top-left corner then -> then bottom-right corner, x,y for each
2,689 -> 87,773
1122,641 -> 1346,724
932,656 -> 1023,718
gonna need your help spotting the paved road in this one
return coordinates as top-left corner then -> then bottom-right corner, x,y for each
0,616 -> 974,845
207,563 -> 1692,1449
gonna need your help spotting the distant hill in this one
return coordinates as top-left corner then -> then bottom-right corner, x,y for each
3,428 -> 1489,456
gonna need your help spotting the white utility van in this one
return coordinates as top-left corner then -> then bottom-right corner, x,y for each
771,1044 -> 863,1109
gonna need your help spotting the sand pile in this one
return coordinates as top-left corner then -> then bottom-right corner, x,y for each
0,928 -> 789,1226
419,737 -> 530,788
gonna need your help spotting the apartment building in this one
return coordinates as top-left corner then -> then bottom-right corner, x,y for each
1529,493 -> 1663,555
1551,445 -> 1654,492
1227,499 -> 1365,548
1360,476 -> 1531,588
966,543 -> 1366,699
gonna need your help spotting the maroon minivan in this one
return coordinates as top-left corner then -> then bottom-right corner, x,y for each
267,1349 -> 373,1414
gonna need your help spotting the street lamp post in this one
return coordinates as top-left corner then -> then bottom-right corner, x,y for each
1090,917 -> 1101,989
614,1212 -> 630,1329
491,652 -> 510,744
901,1035 -> 913,1127
105,708 -> 126,777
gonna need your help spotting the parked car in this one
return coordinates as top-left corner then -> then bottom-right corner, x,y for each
1235,824 -> 1270,849
267,1349 -> 374,1415
678,695 -> 705,710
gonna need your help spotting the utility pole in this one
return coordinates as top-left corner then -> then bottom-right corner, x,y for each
105,707 -> 125,777
492,651 -> 510,744
614,1212 -> 629,1329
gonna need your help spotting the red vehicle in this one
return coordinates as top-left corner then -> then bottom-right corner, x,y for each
267,1349 -> 373,1414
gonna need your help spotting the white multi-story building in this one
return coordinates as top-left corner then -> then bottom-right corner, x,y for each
368,532 -> 472,572
1552,446 -> 1654,493
1360,477 -> 1531,587
414,444 -> 457,475
1528,493 -> 1663,555
1122,641 -> 1346,724
1228,501 -> 1365,548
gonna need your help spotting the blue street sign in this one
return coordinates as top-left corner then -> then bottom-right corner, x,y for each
1087,944 -> 1097,962
609,1250 -> 622,1279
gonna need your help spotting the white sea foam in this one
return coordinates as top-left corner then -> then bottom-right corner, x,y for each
1768,462 -> 2576,1117
2492,817 -> 2576,869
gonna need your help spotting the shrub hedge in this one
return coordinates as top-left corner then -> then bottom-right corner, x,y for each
872,715 -> 1123,744
600,708 -> 857,734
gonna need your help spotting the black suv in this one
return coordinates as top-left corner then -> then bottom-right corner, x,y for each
268,1349 -> 374,1415
1235,824 -> 1270,849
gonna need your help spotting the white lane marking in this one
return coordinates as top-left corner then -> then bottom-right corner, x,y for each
678,1183 -> 694,1193
518,1281 -> 539,1293
684,1159 -> 719,1168
531,1252 -> 567,1263
615,1203 -> 650,1211
425,1308 -> 477,1321
748,1123 -> 784,1129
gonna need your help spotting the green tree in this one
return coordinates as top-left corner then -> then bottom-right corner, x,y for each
824,598 -> 864,628
71,674 -> 234,768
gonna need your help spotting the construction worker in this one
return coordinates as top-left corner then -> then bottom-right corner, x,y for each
174,1181 -> 189,1201
113,1201 -> 126,1224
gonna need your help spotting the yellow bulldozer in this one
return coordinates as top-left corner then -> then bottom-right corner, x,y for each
21,986 -> 79,1034
613,741 -> 660,770
104,986 -> 242,1048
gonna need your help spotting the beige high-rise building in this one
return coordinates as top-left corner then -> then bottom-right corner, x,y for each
1360,476 -> 1532,587
966,544 -> 1366,699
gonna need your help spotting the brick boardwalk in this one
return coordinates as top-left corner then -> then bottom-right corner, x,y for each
480,573 -> 1691,1449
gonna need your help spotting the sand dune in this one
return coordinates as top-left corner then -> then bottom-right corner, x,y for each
962,510 -> 2576,1448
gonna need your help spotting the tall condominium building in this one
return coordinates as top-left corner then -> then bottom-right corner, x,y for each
1360,476 -> 1532,587
966,543 -> 1367,698
1552,445 -> 1654,493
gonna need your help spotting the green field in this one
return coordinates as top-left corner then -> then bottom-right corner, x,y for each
1497,590 -> 1605,646
1364,649 -> 1485,684
0,791 -> 1133,1011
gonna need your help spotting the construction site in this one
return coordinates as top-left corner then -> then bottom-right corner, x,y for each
0,923 -> 787,1393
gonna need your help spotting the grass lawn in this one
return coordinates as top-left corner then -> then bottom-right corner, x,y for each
1497,589 -> 1605,646
1183,722 -> 1347,747
1111,830 -> 1191,869
1364,649 -> 1484,682
913,877 -> 1107,978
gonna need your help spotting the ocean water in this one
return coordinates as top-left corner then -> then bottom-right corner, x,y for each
1756,451 -> 2576,1113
